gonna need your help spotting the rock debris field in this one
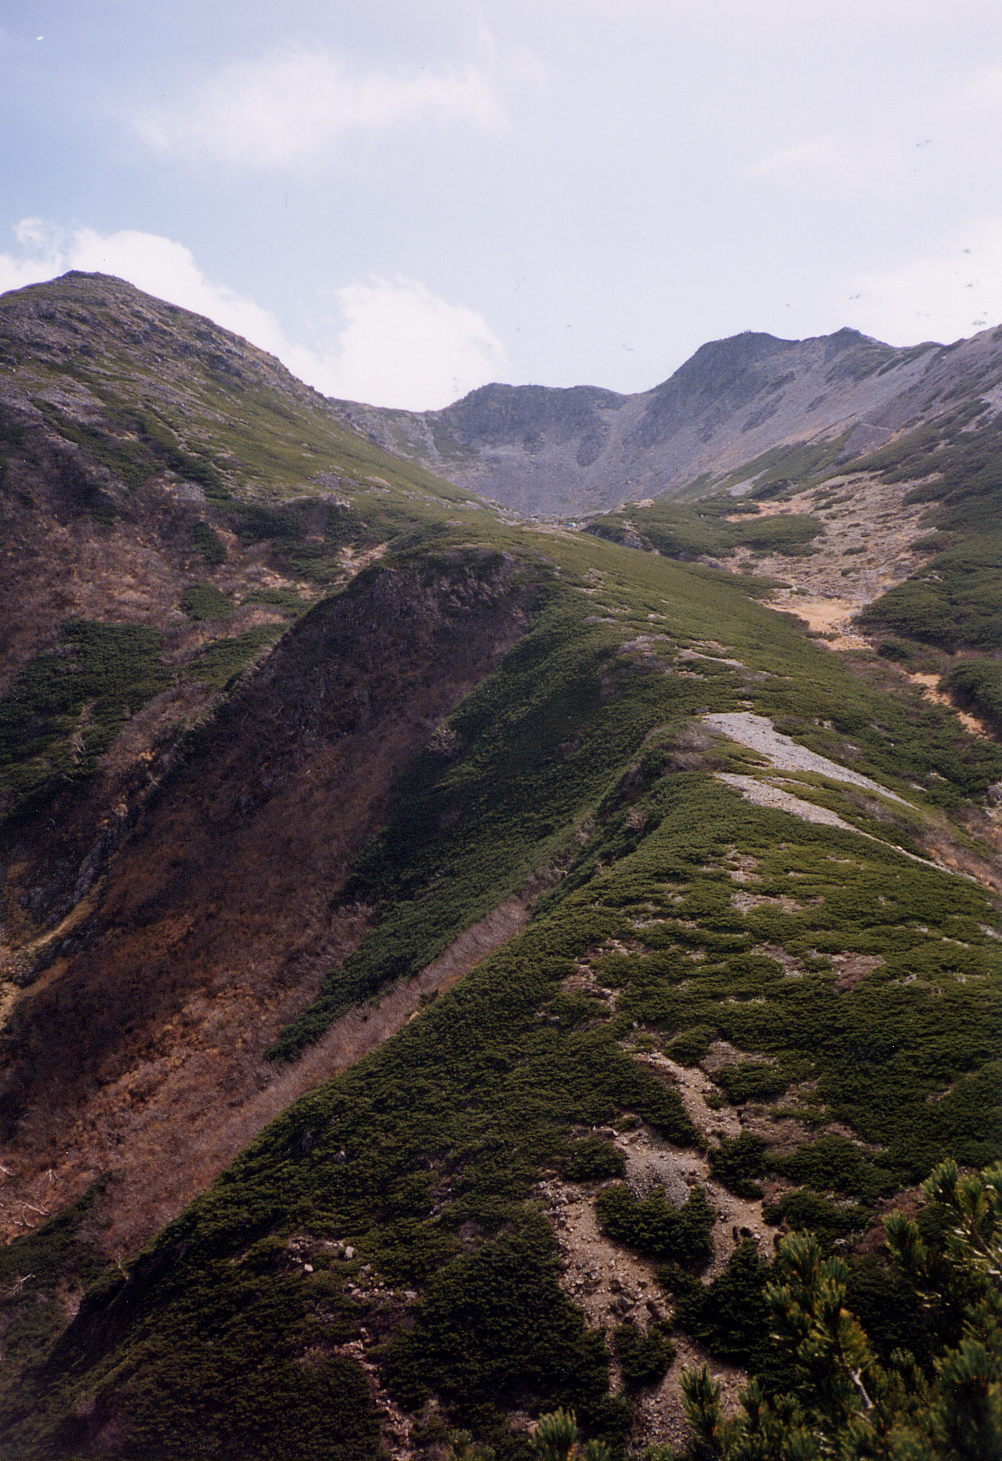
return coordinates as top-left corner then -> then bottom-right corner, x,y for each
702,712 -> 910,805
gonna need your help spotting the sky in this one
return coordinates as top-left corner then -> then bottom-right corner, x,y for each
3,0 -> 1002,409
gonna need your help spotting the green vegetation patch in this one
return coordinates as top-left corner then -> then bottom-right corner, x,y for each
612,1319 -> 675,1391
762,1188 -> 871,1243
192,520 -> 226,564
770,1133 -> 900,1201
860,532 -> 1002,651
180,582 -> 235,621
560,1136 -> 626,1183
47,1262 -> 381,1461
665,1025 -> 716,1065
941,657 -> 1002,735
595,1183 -> 714,1266
182,625 -> 284,690
243,585 -> 313,614
671,1240 -> 772,1368
382,1216 -> 619,1437
0,618 -> 169,819
708,1134 -> 769,1199
586,497 -> 822,563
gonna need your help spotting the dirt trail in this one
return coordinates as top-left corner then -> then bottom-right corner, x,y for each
643,1052 -> 742,1142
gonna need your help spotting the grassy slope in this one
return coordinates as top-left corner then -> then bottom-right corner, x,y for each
0,282 -> 508,826
0,278 -> 999,1457
585,495 -> 822,561
3,522 -> 1000,1460
847,407 -> 1002,722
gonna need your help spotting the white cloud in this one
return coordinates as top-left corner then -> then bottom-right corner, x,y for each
135,45 -> 504,169
0,222 -> 504,409
844,219 -> 1002,344
302,277 -> 505,408
956,63 -> 1002,111
747,133 -> 902,194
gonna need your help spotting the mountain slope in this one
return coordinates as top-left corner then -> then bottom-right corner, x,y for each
5,551 -> 1000,1454
0,275 -> 999,1460
0,270 -> 526,1244
332,321 -> 1002,526
330,328 -> 962,515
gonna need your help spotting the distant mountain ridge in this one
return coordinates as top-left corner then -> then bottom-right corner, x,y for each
331,322 -> 1002,515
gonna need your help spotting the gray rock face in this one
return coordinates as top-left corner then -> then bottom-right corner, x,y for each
330,323 -> 1002,515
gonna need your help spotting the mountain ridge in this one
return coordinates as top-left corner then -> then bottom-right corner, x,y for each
329,322 -> 978,515
0,273 -> 999,1460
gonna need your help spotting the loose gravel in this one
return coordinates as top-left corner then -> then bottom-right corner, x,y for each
703,711 -> 912,806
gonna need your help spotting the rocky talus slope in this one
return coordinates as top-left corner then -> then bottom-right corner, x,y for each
331,323 -> 1002,516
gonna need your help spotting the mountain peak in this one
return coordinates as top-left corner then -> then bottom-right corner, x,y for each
661,325 -> 895,391
330,318 -> 969,515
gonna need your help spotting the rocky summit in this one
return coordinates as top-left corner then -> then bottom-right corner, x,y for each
0,273 -> 999,1461
330,321 -> 1002,517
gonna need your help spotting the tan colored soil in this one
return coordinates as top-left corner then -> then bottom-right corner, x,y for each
729,472 -> 929,618
906,672 -> 991,738
541,1105 -> 770,1450
1,883 -> 529,1256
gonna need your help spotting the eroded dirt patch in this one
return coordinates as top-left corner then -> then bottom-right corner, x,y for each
0,897 -> 530,1256
716,772 -> 861,830
906,672 -> 992,738
0,560 -> 536,1252
728,472 -> 931,627
541,1111 -> 769,1451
